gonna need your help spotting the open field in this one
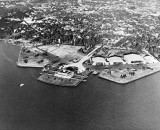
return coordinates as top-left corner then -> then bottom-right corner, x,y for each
38,44 -> 85,62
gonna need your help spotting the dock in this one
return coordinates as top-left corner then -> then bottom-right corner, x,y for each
37,70 -> 92,86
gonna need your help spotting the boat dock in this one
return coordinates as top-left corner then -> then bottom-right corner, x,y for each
37,70 -> 92,87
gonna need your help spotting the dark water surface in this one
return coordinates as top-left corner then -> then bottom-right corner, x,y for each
0,40 -> 160,130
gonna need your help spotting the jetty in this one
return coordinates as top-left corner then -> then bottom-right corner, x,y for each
37,70 -> 92,86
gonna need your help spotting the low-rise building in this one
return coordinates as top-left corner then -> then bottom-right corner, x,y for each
143,55 -> 159,64
124,54 -> 146,64
91,57 -> 109,66
107,56 -> 126,65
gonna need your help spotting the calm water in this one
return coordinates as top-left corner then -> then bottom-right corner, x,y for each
1,40 -> 160,130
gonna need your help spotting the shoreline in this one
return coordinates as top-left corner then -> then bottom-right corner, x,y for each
7,37 -> 160,85
99,63 -> 160,84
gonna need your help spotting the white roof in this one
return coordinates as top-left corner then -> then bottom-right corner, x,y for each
143,55 -> 159,64
23,17 -> 34,24
107,56 -> 125,64
92,57 -> 109,65
92,57 -> 106,62
124,54 -> 146,64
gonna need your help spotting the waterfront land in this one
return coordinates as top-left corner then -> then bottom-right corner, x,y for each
99,63 -> 160,83
1,0 -> 160,85
2,1 -> 160,130
16,40 -> 160,85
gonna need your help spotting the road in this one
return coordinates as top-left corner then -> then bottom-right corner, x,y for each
63,45 -> 101,73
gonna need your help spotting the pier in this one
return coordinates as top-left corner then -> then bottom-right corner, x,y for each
37,70 -> 92,86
